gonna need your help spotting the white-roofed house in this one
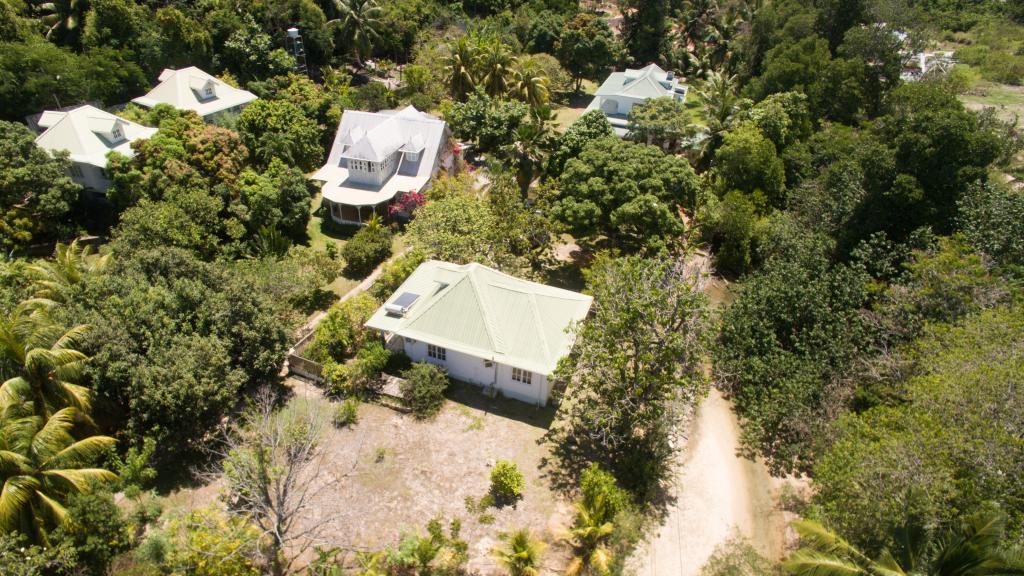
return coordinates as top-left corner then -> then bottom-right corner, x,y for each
585,63 -> 689,136
33,104 -> 158,193
365,260 -> 593,406
310,105 -> 454,225
131,67 -> 258,122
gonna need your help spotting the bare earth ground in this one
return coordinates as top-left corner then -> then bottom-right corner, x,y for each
283,379 -> 575,573
628,389 -> 789,576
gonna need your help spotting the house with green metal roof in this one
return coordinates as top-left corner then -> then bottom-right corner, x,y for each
365,260 -> 593,406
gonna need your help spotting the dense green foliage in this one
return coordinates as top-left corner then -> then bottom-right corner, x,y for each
399,362 -> 449,419
553,254 -> 710,495
553,137 -> 698,253
341,218 -> 393,276
812,306 -> 1024,550
0,121 -> 81,251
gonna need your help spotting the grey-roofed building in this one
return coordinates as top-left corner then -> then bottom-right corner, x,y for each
585,63 -> 689,136
309,106 -> 454,225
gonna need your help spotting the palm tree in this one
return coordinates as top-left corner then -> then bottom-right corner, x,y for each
329,0 -> 383,68
32,0 -> 89,42
29,239 -> 110,306
784,510 -> 1024,576
444,37 -> 479,101
509,59 -> 551,110
696,70 -> 742,165
478,41 -> 516,99
0,304 -> 91,420
0,407 -> 117,545
493,529 -> 546,576
563,495 -> 616,576
502,119 -> 553,200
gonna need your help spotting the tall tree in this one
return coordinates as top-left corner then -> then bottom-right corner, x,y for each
444,36 -> 479,101
697,70 -> 745,163
329,0 -> 383,67
620,0 -> 669,64
509,57 -> 551,109
555,13 -> 620,92
501,118 -> 554,199
0,407 -> 117,545
0,121 -> 81,252
552,254 -> 711,495
478,40 -> 516,98
28,240 -> 110,306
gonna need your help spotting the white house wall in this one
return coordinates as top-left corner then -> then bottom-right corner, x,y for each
72,162 -> 111,192
400,337 -> 549,405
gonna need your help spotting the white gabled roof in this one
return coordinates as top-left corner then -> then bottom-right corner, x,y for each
366,261 -> 593,374
132,66 -> 257,117
310,105 -> 449,206
33,105 -> 157,168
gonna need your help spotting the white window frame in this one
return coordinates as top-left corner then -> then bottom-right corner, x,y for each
512,367 -> 532,385
111,126 -> 123,140
204,85 -> 214,98
427,344 -> 446,361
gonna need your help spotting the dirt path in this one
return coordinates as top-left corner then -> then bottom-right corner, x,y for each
629,268 -> 786,576
630,389 -> 785,576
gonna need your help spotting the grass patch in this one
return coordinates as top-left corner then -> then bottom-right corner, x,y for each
306,192 -> 350,253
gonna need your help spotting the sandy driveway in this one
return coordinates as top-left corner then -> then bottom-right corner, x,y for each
629,386 -> 786,576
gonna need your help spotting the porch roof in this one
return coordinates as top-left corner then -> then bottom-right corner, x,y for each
313,164 -> 429,207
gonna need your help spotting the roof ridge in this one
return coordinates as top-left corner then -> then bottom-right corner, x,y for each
526,291 -> 551,365
466,265 -> 503,354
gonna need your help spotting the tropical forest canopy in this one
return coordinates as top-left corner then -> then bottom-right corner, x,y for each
1,0 -> 1023,574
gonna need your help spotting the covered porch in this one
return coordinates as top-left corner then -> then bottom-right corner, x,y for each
323,198 -> 391,225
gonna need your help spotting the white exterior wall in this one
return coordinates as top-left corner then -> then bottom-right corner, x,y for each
72,162 -> 111,192
400,337 -> 550,406
495,363 -> 549,406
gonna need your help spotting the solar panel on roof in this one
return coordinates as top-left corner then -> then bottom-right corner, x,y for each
384,292 -> 420,317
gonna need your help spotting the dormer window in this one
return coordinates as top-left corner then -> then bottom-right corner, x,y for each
204,85 -> 214,98
111,125 -> 123,141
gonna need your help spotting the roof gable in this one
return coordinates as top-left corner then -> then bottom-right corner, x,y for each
132,66 -> 257,116
33,105 -> 157,167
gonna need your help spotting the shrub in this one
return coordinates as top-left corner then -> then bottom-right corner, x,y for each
341,219 -> 393,276
333,397 -> 360,428
306,293 -> 380,364
348,340 -> 387,393
490,460 -> 525,504
384,349 -> 413,374
400,362 -> 449,418
371,249 -> 426,300
579,463 -> 630,519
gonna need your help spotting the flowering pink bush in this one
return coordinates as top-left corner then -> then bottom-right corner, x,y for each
389,191 -> 426,215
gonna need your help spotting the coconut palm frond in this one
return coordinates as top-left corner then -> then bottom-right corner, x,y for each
783,549 -> 866,576
41,467 -> 118,493
0,475 -> 41,533
42,435 -> 117,473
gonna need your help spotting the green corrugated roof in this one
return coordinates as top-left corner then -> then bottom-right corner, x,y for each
365,261 -> 593,374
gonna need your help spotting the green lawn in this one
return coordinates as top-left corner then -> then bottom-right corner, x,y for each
306,192 -> 350,253
305,192 -> 410,297
551,79 -> 598,132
